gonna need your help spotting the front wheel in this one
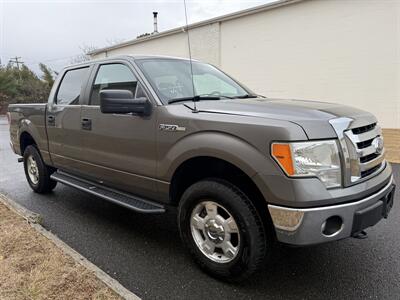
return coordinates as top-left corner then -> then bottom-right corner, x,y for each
178,179 -> 268,282
23,145 -> 57,193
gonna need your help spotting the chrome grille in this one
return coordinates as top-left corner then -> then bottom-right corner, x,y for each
329,118 -> 385,187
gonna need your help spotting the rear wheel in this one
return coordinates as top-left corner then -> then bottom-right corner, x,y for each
23,145 -> 57,193
178,179 -> 268,282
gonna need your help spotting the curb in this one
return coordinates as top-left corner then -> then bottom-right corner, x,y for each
0,193 -> 141,300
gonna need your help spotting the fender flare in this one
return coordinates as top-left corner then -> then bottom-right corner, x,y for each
18,119 -> 50,165
18,119 -> 41,150
159,131 -> 276,182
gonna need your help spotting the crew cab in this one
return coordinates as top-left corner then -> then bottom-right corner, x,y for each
8,55 -> 396,281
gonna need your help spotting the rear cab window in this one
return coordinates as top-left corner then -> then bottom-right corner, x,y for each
56,67 -> 89,105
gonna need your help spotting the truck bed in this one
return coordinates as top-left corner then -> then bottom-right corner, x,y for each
8,103 -> 48,156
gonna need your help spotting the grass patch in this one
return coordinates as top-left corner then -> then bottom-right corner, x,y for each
0,202 -> 122,300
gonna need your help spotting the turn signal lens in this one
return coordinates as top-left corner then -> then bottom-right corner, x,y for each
271,143 -> 294,175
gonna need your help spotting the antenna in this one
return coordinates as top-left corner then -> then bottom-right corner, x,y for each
183,0 -> 198,113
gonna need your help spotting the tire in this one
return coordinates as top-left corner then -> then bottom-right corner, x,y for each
23,145 -> 57,193
178,179 -> 268,282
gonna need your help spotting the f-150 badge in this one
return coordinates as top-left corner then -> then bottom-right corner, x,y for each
159,124 -> 186,132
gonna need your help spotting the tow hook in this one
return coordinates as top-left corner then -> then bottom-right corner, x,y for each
352,230 -> 368,239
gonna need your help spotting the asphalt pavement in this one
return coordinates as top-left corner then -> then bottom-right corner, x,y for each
0,116 -> 399,299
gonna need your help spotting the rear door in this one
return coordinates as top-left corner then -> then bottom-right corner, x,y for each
80,61 -> 158,199
47,66 -> 91,173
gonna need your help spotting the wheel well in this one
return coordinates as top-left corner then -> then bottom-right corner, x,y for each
20,132 -> 36,155
170,156 -> 272,227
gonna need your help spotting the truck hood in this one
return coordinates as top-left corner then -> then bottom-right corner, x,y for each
189,98 -> 376,139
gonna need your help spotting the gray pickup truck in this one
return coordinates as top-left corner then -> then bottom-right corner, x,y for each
8,55 -> 395,281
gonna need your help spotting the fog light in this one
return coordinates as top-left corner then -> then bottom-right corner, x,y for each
268,206 -> 304,232
322,216 -> 343,236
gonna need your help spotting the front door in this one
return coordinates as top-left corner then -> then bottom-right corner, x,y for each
80,62 -> 158,199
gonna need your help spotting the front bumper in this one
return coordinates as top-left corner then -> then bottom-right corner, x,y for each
268,175 -> 396,246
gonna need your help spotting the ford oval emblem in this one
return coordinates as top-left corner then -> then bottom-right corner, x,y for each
371,136 -> 384,154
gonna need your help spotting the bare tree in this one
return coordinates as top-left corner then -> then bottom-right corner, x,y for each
70,45 -> 98,64
106,38 -> 125,46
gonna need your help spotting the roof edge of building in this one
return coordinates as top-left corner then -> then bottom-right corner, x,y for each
88,0 -> 305,56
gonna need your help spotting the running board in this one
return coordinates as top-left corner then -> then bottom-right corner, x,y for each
50,171 -> 165,214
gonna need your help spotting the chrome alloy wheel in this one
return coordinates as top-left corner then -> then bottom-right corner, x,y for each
27,155 -> 39,184
190,201 -> 240,263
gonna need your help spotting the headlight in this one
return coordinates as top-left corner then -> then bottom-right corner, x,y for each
271,140 -> 342,188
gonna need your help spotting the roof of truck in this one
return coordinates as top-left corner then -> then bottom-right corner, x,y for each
65,55 -> 198,70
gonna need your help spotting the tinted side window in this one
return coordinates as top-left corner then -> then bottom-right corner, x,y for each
90,64 -> 137,105
56,67 -> 88,105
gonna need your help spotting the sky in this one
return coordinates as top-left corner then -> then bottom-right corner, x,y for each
0,0 -> 274,74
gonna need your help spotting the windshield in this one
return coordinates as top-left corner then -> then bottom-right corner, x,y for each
135,58 -> 252,104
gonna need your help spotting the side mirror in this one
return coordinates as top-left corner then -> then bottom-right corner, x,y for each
100,89 -> 152,116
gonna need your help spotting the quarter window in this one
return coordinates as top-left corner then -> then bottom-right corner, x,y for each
56,67 -> 88,105
91,64 -> 137,105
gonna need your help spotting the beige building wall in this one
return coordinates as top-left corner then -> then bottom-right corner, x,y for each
92,32 -> 188,59
92,23 -> 221,65
91,0 -> 400,128
220,0 -> 399,128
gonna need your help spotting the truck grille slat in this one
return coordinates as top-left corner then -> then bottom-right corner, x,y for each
359,152 -> 385,171
357,144 -> 378,157
361,163 -> 382,178
360,153 -> 379,163
351,123 -> 376,135
346,126 -> 382,143
356,138 -> 374,149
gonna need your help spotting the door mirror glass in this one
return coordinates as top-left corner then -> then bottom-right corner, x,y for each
100,89 -> 152,116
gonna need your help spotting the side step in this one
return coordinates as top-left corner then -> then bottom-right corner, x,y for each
50,171 -> 165,214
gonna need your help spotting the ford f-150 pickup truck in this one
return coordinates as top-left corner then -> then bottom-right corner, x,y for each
8,55 -> 396,281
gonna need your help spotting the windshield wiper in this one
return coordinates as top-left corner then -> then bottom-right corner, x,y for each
236,94 -> 258,99
168,94 -> 234,104
168,96 -> 218,104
